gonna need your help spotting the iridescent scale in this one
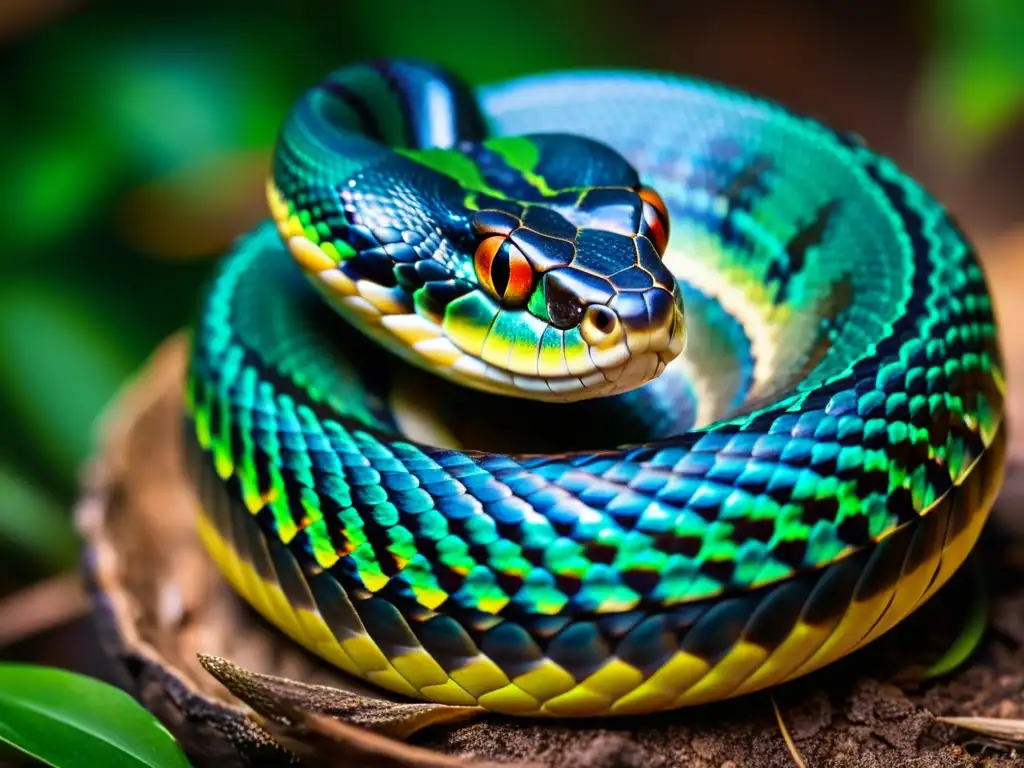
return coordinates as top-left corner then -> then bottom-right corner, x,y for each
184,65 -> 1006,716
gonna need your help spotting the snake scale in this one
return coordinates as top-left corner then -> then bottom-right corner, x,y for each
183,60 -> 1006,717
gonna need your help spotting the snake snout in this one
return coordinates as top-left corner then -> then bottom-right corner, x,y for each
609,287 -> 685,363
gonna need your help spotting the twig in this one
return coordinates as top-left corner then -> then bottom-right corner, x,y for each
0,571 -> 89,648
771,694 -> 807,768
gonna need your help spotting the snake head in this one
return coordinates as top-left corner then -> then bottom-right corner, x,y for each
271,125 -> 685,402
446,183 -> 685,400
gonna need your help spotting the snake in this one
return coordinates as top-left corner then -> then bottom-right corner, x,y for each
183,59 -> 1007,717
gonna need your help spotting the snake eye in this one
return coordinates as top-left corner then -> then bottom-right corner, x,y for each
639,186 -> 670,256
474,236 -> 534,306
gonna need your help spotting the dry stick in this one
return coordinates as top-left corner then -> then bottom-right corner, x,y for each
0,571 -> 89,649
771,694 -> 808,768
936,716 -> 1024,745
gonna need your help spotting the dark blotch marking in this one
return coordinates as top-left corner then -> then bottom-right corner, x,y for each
679,596 -> 756,662
836,511 -> 870,545
743,580 -> 812,650
771,538 -> 809,568
701,558 -> 737,586
675,535 -> 704,559
729,517 -> 776,544
616,615 -> 677,676
546,622 -> 610,680
619,568 -> 661,595
307,571 -> 366,641
800,496 -> 841,526
479,622 -> 542,679
495,570 -> 527,597
852,522 -> 912,602
413,615 -> 478,672
584,541 -> 617,565
350,253 -> 398,287
769,200 -> 840,303
355,596 -> 421,656
554,574 -> 584,597
854,468 -> 890,498
801,557 -> 860,626
722,156 -> 773,205
886,486 -> 916,519
266,535 -> 319,613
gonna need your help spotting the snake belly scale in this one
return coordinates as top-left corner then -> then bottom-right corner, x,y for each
183,60 -> 1006,717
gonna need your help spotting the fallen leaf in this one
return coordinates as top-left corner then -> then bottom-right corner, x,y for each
198,654 -> 483,742
937,715 -> 1024,744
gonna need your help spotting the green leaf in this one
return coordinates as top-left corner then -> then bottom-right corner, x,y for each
346,0 -> 611,84
0,282 -> 136,479
0,664 -> 193,768
923,555 -> 989,680
0,134 -> 118,254
916,0 -> 1024,159
0,463 -> 80,573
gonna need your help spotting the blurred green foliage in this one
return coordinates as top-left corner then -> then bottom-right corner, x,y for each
0,0 -> 1020,580
915,0 -> 1024,165
0,0 -> 611,574
932,0 -> 1024,140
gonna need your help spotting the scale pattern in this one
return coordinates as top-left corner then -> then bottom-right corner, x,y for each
184,64 -> 1006,716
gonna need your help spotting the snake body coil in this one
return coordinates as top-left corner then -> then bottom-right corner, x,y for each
184,60 -> 1006,717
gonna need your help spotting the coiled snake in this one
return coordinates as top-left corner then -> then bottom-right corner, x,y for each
184,60 -> 1006,717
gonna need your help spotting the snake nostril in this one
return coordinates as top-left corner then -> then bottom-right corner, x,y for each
593,306 -> 614,333
580,305 -> 620,347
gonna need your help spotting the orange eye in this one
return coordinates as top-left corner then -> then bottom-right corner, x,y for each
639,186 -> 670,256
474,236 -> 533,306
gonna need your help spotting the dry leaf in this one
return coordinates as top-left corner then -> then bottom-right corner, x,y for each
937,716 -> 1024,744
199,654 -> 482,742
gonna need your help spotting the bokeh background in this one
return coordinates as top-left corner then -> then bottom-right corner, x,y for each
0,0 -> 1021,670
